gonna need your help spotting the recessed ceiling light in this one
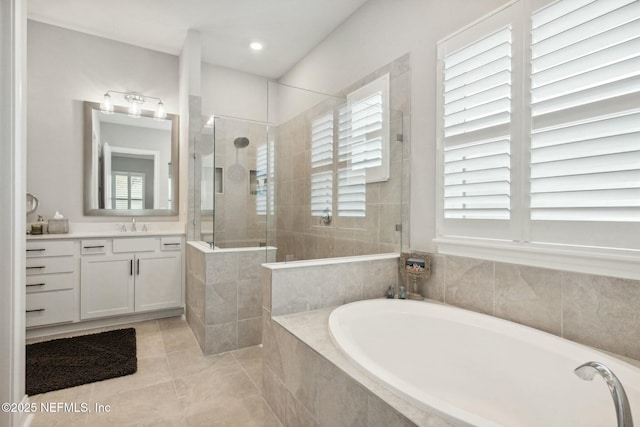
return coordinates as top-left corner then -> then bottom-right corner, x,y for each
250,41 -> 263,51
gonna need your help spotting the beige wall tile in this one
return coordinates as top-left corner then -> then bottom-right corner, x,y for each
204,321 -> 237,355
286,391 -> 318,427
494,263 -> 562,335
444,256 -> 494,315
205,282 -> 237,325
238,278 -> 263,320
316,357 -> 367,427
367,394 -> 416,427
238,316 -> 263,348
562,272 -> 640,359
421,254 -> 444,302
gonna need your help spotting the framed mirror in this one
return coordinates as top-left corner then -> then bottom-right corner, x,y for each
83,101 -> 179,216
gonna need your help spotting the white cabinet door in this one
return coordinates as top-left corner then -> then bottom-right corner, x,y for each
81,255 -> 135,319
134,252 -> 182,312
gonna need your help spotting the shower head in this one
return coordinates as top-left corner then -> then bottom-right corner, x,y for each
233,137 -> 250,149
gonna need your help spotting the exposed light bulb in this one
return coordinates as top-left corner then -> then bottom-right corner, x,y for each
100,93 -> 114,114
154,101 -> 167,121
250,41 -> 263,51
128,102 -> 141,118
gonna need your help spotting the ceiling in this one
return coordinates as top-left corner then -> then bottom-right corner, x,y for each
27,0 -> 370,80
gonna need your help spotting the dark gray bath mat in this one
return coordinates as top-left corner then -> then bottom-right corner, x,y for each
26,328 -> 137,395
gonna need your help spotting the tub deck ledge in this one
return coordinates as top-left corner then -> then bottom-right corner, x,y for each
272,303 -> 455,427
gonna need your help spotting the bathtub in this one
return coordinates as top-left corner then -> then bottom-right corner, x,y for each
329,299 -> 640,427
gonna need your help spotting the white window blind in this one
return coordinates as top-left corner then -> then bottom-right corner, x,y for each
311,113 -> 334,168
337,105 -> 367,217
310,114 -> 334,217
442,26 -> 513,221
342,74 -> 390,183
255,144 -> 272,216
337,168 -> 366,217
311,171 -> 333,217
437,0 -> 640,256
113,172 -> 144,210
530,0 -> 640,224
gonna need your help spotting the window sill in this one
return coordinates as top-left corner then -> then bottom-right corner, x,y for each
434,237 -> 640,281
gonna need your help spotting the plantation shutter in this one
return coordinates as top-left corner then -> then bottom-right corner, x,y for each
114,173 -> 129,210
337,105 -> 366,217
310,113 -> 334,217
256,144 -> 269,216
529,0 -> 640,249
311,171 -> 333,217
113,172 -> 145,210
311,113 -> 333,168
438,4 -> 518,240
337,168 -> 366,217
342,74 -> 390,183
130,174 -> 144,209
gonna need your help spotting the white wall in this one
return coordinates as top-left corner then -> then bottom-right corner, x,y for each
1,0 -> 26,425
201,62 -> 268,123
27,20 -> 179,222
278,0 -> 509,252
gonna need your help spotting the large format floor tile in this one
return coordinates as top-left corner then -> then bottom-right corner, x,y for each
28,317 -> 280,427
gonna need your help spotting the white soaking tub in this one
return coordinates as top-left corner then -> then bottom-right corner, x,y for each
328,299 -> 640,427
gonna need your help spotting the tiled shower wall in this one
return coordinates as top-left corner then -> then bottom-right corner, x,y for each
422,254 -> 640,361
186,243 -> 276,355
273,54 -> 411,262
198,118 -> 269,248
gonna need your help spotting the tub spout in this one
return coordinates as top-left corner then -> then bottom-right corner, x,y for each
574,361 -> 633,427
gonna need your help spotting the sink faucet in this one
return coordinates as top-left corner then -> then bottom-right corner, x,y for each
131,218 -> 137,232
574,361 -> 634,427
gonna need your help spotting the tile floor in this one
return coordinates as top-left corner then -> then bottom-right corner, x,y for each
27,317 -> 281,427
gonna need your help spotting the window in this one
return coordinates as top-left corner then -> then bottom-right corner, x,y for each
113,172 -> 144,210
255,144 -> 274,216
310,113 -> 334,217
309,74 -> 390,220
341,74 -> 390,184
442,26 -> 512,222
436,0 -> 640,276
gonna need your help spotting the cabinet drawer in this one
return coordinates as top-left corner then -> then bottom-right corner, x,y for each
26,272 -> 75,293
81,240 -> 107,255
113,238 -> 157,253
26,240 -> 75,257
161,236 -> 182,251
26,256 -> 75,275
26,290 -> 74,328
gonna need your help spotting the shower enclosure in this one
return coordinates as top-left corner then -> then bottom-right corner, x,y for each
186,55 -> 411,354
196,116 -> 272,249
191,57 -> 411,262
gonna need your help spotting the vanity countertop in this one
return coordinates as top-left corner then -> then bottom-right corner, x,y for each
26,222 -> 186,240
27,230 -> 185,240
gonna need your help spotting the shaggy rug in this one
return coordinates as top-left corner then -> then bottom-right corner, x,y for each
26,328 -> 137,395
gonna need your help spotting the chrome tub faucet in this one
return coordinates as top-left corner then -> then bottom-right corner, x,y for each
574,361 -> 634,427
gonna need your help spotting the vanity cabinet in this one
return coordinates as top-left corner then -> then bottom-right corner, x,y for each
80,236 -> 183,320
25,240 -> 77,327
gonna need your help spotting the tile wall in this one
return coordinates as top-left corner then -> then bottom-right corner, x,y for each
272,54 -> 411,262
186,244 -> 276,355
261,254 -> 418,427
422,254 -> 640,361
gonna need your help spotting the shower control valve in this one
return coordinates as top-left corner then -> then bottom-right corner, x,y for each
321,208 -> 332,225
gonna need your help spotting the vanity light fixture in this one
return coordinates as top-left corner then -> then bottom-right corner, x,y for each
100,93 -> 114,115
99,90 -> 168,121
